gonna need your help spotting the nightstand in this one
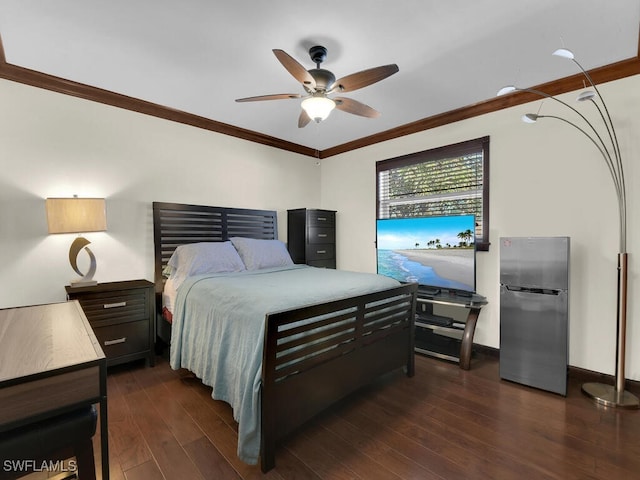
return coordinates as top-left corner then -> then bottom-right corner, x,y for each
66,279 -> 155,367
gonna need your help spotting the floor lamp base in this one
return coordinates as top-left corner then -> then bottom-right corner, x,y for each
582,382 -> 639,409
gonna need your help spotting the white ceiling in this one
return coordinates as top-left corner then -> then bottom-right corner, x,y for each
0,1 -> 638,151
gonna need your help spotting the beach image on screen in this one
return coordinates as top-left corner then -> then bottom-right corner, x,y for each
376,215 -> 475,292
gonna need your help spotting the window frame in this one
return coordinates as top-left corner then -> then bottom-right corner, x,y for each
376,136 -> 490,251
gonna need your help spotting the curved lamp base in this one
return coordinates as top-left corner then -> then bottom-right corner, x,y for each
70,278 -> 98,287
582,382 -> 639,409
68,236 -> 98,287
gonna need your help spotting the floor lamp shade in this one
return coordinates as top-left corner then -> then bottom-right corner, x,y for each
46,197 -> 107,286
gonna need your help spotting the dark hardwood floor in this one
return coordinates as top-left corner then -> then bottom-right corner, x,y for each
92,353 -> 640,480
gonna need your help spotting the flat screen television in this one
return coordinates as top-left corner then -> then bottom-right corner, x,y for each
376,214 -> 476,296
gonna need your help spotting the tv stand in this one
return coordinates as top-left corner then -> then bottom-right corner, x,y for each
415,291 -> 487,370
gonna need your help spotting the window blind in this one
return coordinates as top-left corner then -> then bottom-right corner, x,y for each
376,136 -> 490,250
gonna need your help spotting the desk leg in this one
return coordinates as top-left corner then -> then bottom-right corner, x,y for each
459,307 -> 481,370
99,364 -> 109,480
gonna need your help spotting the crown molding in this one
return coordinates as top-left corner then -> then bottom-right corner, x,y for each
0,36 -> 316,157
1,33 -> 639,159
321,55 -> 640,158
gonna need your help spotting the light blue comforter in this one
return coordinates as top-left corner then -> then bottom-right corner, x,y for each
169,265 -> 400,464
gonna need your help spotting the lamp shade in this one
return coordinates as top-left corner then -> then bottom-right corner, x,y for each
46,198 -> 107,234
552,48 -> 574,60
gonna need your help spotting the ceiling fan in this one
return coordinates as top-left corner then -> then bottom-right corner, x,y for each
235,46 -> 399,128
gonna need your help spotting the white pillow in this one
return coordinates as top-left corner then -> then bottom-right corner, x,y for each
167,241 -> 246,290
230,237 -> 294,270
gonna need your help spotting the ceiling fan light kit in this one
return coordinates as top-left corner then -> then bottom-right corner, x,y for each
301,95 -> 336,123
236,45 -> 399,127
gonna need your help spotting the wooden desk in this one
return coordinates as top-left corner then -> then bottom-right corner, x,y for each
0,301 -> 108,479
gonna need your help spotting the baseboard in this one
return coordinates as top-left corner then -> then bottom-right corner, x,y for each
472,344 -> 640,389
473,344 -> 499,359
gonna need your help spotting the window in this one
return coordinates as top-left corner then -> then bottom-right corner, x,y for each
376,136 -> 490,251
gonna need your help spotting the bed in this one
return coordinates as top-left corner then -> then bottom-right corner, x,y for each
152,202 -> 417,471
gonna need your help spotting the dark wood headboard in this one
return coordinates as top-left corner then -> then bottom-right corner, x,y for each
152,202 -> 278,293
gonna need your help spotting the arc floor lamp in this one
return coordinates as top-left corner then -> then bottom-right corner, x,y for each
498,48 -> 638,408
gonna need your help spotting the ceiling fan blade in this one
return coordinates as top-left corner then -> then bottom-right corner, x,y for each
331,64 -> 399,93
235,93 -> 302,102
273,49 -> 317,90
298,109 -> 312,128
334,97 -> 381,118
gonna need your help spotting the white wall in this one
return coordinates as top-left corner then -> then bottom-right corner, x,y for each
0,79 -> 321,308
2,72 -> 639,381
321,75 -> 640,381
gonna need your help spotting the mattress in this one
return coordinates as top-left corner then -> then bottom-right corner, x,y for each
162,276 -> 177,323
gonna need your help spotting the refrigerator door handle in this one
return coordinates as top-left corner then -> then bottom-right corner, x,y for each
504,285 -> 561,295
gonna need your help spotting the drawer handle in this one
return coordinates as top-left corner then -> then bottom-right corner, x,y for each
104,301 -> 127,309
317,250 -> 327,254
104,337 -> 126,346
317,233 -> 328,238
317,217 -> 327,221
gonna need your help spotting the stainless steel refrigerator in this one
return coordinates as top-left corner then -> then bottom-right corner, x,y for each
499,237 -> 570,395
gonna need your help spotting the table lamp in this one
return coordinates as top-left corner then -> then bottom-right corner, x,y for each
46,196 -> 107,287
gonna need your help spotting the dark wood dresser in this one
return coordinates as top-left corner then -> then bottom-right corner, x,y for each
287,208 -> 337,268
66,279 -> 155,367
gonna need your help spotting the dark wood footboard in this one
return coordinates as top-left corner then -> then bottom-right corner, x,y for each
260,282 -> 417,472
